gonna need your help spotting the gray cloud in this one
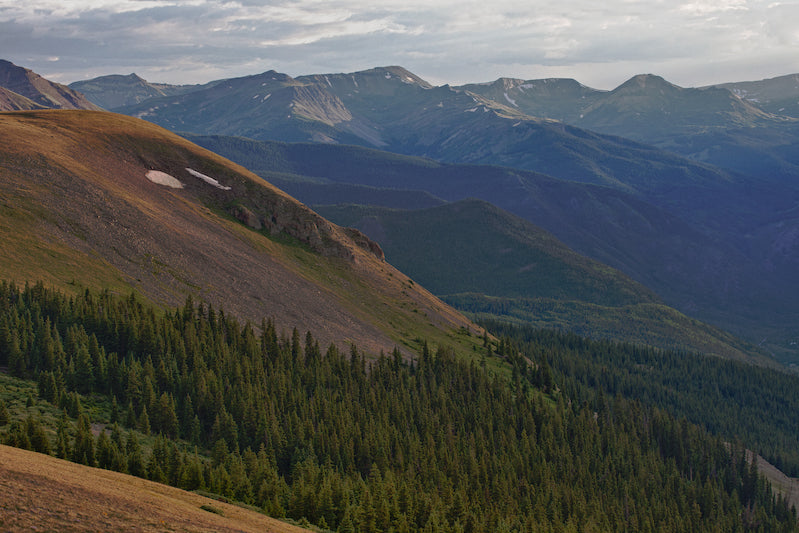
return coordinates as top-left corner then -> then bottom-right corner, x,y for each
1,0 -> 797,89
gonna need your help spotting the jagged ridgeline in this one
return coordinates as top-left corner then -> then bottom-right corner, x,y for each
1,282 -> 796,532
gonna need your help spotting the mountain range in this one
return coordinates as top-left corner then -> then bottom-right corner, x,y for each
54,61 -> 799,362
5,58 -> 799,360
469,74 -> 799,186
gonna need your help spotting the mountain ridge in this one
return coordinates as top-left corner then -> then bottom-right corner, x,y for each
0,59 -> 101,111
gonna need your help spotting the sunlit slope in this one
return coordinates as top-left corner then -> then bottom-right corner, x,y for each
0,445 -> 312,533
0,110 -> 475,354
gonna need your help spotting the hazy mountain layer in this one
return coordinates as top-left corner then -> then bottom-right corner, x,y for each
315,200 -> 768,362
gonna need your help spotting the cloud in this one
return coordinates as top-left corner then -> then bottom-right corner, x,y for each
1,0 -> 797,88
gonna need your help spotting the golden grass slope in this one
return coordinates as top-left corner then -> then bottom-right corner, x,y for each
0,445 -> 311,532
0,110 -> 476,355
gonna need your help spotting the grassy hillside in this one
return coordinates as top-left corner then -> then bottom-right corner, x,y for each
0,110 -> 478,356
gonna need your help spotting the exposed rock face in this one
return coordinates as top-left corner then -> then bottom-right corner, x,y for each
342,227 -> 385,261
244,193 -> 385,262
234,205 -> 262,230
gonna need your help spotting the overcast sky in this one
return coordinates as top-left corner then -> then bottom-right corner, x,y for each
1,0 -> 798,89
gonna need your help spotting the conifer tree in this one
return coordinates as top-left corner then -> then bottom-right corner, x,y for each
55,410 -> 71,459
138,405 -> 151,435
72,413 -> 95,466
126,431 -> 146,477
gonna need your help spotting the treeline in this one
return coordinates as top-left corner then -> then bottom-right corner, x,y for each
0,282 -> 796,532
484,320 -> 799,477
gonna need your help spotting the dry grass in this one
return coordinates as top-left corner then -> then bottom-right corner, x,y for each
0,445 -> 311,532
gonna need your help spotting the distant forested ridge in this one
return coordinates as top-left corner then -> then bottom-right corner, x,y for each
0,282 -> 796,532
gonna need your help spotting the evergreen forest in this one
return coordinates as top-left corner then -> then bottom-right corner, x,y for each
1,282 -> 797,532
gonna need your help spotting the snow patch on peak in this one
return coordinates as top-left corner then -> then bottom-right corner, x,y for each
146,170 -> 183,189
504,92 -> 517,107
186,168 -> 231,191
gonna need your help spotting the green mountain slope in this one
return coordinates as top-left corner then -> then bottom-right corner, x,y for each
0,110 -> 476,355
316,200 -> 658,307
315,201 -> 770,363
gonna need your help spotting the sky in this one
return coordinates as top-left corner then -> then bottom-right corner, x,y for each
1,0 -> 798,90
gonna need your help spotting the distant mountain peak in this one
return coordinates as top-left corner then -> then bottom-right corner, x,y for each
352,66 -> 433,88
252,69 -> 293,80
614,74 -> 681,93
0,58 -> 101,110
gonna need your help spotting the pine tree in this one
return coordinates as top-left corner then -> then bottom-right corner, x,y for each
126,431 -> 146,478
179,450 -> 205,491
156,392 -> 179,438
138,405 -> 151,435
72,343 -> 94,395
55,410 -> 71,459
72,413 -> 95,466
6,327 -> 25,377
96,430 -> 114,469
